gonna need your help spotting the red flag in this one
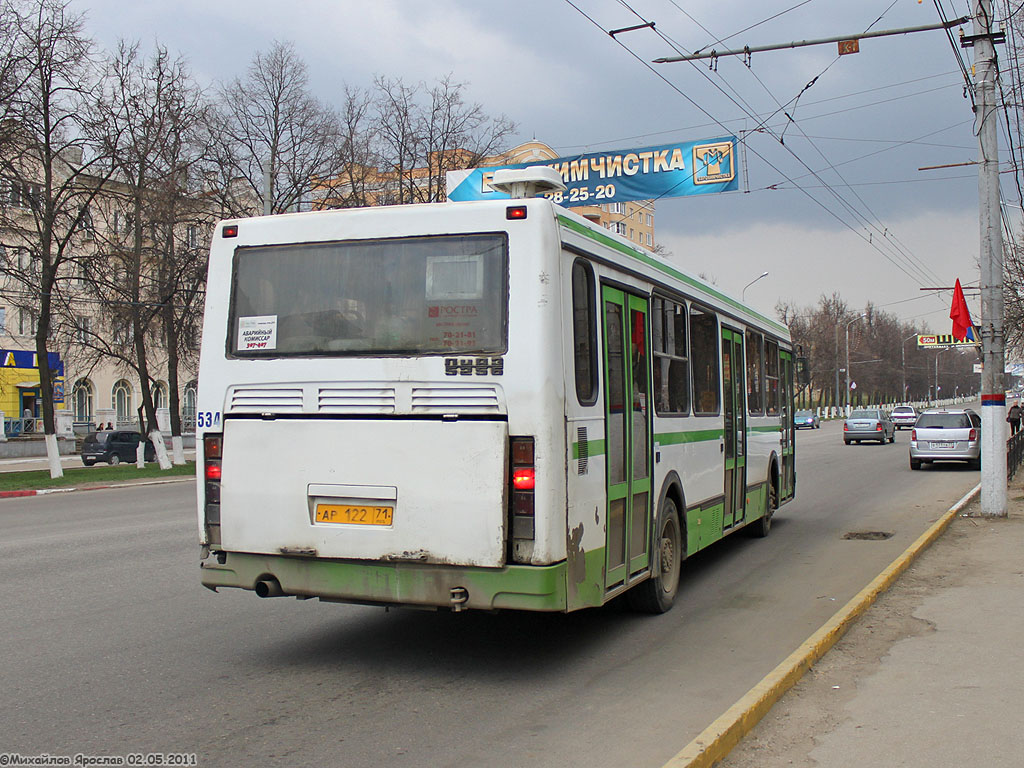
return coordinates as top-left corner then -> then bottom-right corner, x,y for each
949,278 -> 974,341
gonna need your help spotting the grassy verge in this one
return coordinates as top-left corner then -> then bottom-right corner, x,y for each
0,461 -> 195,492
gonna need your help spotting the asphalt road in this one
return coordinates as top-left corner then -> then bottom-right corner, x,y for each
0,420 -> 980,768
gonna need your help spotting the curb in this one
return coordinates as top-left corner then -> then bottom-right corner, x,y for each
661,481 -> 982,768
0,476 -> 195,499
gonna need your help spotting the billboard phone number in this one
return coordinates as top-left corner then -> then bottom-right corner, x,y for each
543,183 -> 616,204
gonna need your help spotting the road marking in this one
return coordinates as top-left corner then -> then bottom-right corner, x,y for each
661,481 -> 982,768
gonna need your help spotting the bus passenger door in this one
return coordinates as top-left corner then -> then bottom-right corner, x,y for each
721,327 -> 746,528
601,286 -> 652,591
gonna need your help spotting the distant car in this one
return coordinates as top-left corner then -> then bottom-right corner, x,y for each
890,405 -> 919,430
81,430 -> 155,466
794,409 -> 820,429
843,408 -> 896,445
910,409 -> 981,470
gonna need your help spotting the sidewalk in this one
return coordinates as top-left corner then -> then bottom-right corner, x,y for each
716,478 -> 1024,768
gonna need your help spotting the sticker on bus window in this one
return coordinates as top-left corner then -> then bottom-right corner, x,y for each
238,315 -> 278,351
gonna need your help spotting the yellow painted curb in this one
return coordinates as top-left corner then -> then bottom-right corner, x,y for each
662,482 -> 982,768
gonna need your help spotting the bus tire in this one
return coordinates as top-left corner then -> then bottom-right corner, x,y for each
628,497 -> 682,614
748,474 -> 777,539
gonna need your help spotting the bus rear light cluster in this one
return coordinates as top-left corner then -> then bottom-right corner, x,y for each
510,436 -> 535,540
204,433 -> 223,546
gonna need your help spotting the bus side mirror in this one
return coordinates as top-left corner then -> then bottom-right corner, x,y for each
796,356 -> 810,387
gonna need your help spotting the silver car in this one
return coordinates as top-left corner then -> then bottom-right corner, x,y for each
843,408 -> 896,445
909,409 -> 981,470
890,405 -> 918,430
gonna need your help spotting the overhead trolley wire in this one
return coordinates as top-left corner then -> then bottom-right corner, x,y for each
641,0 -> 950,290
564,0 -> 955,293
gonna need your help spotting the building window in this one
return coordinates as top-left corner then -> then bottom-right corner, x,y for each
186,224 -> 199,249
182,382 -> 197,431
74,316 -> 91,343
0,307 -> 5,332
647,214 -> 653,226
72,379 -> 94,422
112,380 -> 132,424
629,228 -> 634,240
611,222 -> 627,236
152,381 -> 168,410
77,206 -> 94,238
18,309 -> 37,336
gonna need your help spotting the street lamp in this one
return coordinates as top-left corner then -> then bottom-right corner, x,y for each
846,314 -> 867,412
742,271 -> 769,302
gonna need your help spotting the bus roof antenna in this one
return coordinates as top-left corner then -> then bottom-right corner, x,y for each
489,166 -> 566,199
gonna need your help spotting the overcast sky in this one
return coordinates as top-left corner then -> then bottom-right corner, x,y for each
72,0 -> 1005,329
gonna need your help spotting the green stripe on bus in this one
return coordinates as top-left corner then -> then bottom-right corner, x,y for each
572,439 -> 606,459
748,425 -> 783,433
557,214 -> 789,336
655,429 -> 723,445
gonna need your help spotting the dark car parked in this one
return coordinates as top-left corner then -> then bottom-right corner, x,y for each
81,430 -> 155,466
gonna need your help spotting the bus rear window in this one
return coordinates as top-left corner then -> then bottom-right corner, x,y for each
229,234 -> 508,357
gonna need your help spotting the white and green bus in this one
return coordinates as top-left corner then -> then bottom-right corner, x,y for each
196,178 -> 796,613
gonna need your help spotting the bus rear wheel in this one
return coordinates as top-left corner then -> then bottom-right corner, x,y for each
748,476 -> 777,538
628,497 -> 682,614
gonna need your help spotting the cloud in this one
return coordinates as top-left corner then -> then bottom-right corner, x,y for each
657,208 -> 977,325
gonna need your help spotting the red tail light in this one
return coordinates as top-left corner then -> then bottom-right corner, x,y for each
969,428 -> 977,441
203,433 -> 223,546
509,437 -> 535,549
512,468 -> 535,490
843,423 -> 848,431
876,423 -> 883,431
912,429 -> 917,440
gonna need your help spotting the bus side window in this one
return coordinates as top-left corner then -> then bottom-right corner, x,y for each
571,259 -> 598,405
690,305 -> 720,415
765,339 -> 780,415
653,295 -> 690,415
746,330 -> 764,415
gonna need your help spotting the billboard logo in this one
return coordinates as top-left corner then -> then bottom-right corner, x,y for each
693,142 -> 735,185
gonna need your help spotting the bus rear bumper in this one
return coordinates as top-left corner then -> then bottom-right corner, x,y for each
200,551 -> 571,612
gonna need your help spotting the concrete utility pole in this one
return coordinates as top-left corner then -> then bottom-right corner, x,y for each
966,0 -> 1007,516
845,314 -> 866,413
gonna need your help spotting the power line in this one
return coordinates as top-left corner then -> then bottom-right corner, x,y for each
648,0 -> 950,289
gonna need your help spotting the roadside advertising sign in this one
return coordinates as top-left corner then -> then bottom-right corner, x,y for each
445,137 -> 741,206
916,333 -> 981,349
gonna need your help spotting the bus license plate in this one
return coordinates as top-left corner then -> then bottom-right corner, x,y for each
315,504 -> 394,526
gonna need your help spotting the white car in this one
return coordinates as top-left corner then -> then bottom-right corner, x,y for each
890,406 -> 918,430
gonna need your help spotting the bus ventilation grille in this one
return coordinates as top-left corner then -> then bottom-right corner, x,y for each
577,427 -> 589,475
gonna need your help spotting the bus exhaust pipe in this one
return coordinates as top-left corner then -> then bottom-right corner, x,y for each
255,578 -> 285,598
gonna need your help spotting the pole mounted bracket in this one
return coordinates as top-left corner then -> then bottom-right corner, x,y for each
960,30 -> 1006,47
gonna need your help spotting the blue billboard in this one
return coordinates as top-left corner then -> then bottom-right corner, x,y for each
446,136 -> 740,205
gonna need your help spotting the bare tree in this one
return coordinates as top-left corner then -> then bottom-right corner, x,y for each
373,75 -> 420,205
0,0 -> 108,478
313,85 -> 379,208
211,41 -> 343,216
416,74 -> 516,203
85,42 -> 206,469
371,74 -> 516,205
